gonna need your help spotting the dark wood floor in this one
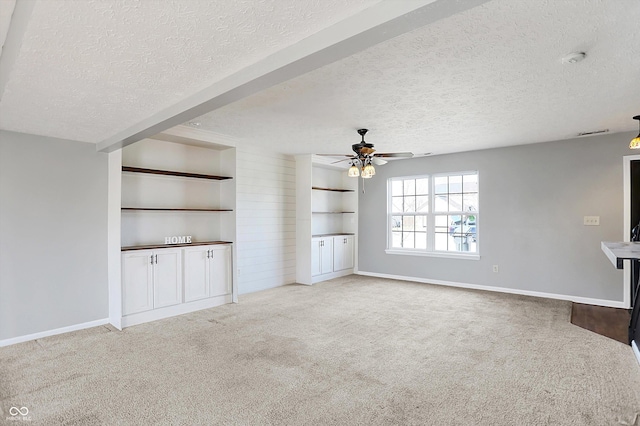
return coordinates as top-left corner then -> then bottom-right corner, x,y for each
570,303 -> 630,345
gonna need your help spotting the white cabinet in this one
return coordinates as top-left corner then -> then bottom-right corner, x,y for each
311,235 -> 354,278
183,246 -> 211,302
122,248 -> 182,315
122,251 -> 153,315
311,237 -> 334,277
154,249 -> 183,308
210,245 -> 232,297
296,155 -> 358,284
333,235 -> 354,271
122,244 -> 231,323
183,244 -> 232,302
117,137 -> 237,329
311,239 -> 321,276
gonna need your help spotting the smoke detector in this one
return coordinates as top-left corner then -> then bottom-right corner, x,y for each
562,52 -> 586,64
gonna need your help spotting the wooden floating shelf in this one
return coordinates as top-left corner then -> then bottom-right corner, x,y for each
122,241 -> 233,252
312,233 -> 355,237
122,208 -> 233,212
122,166 -> 232,181
312,211 -> 356,214
312,186 -> 355,193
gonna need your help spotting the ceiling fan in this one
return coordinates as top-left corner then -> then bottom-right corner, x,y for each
317,129 -> 414,178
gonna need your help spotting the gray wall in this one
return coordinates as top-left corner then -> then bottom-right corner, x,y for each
358,132 -> 633,302
0,131 -> 109,340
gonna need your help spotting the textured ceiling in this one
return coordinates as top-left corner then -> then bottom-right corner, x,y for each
1,0 -> 638,155
191,0 -> 640,156
0,0 -> 381,142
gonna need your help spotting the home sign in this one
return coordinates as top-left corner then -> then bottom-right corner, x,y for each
164,235 -> 192,245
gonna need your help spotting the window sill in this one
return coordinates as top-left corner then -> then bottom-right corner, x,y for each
385,249 -> 480,260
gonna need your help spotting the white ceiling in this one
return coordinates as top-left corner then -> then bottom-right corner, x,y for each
0,0 -> 638,156
191,0 -> 640,156
0,0 -> 382,143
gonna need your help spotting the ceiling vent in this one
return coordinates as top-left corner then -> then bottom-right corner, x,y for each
577,129 -> 609,137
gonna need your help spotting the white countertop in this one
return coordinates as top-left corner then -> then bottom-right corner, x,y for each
601,241 -> 640,269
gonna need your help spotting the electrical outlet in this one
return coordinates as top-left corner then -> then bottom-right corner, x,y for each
583,216 -> 600,226
492,265 -> 499,273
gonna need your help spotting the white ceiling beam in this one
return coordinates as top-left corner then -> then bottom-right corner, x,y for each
151,125 -> 239,150
0,0 -> 17,53
0,0 -> 35,103
97,0 -> 490,153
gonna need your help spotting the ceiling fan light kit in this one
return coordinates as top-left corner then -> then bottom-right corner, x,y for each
317,129 -> 413,180
362,162 -> 375,178
630,115 -> 640,149
347,158 -> 374,178
348,162 -> 360,177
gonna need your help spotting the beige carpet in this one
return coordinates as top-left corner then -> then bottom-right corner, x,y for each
1,275 -> 639,425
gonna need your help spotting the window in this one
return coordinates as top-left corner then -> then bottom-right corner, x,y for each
387,172 -> 479,258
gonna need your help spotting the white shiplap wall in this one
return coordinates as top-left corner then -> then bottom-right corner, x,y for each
235,147 -> 296,294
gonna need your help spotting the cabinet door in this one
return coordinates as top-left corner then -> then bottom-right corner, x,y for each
154,248 -> 182,309
210,245 -> 231,297
311,238 -> 322,276
333,236 -> 354,271
320,238 -> 334,274
122,251 -> 154,315
333,236 -> 345,271
183,246 -> 210,302
343,236 -> 354,270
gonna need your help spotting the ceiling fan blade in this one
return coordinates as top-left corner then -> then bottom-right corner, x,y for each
371,157 -> 388,165
315,154 -> 353,157
374,152 -> 414,158
331,158 -> 355,164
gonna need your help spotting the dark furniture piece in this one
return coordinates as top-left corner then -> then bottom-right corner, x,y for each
601,241 -> 640,351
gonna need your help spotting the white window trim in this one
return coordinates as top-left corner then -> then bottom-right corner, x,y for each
387,171 -> 479,259
384,249 -> 480,260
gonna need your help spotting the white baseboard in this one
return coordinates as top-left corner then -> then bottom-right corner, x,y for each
312,268 -> 354,284
0,318 -> 110,348
121,294 -> 232,328
356,271 -> 626,308
238,280 -> 292,295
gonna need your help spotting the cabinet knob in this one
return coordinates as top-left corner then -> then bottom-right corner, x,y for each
155,254 -> 158,264
150,255 -> 153,264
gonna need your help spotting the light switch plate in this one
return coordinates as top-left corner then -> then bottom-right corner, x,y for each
584,216 -> 600,226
